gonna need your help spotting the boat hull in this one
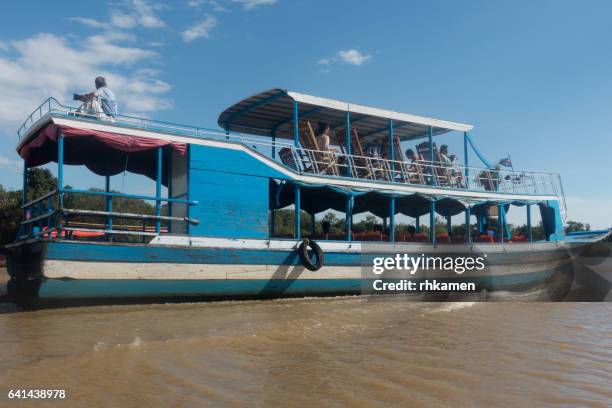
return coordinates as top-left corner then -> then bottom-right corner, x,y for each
4,238 -> 576,302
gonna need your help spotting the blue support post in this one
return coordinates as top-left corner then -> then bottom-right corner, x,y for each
22,162 -> 28,219
185,145 -> 191,235
389,196 -> 396,242
57,130 -> 64,210
345,194 -> 353,241
464,132 -> 469,187
155,147 -> 162,234
105,176 -> 112,230
167,150 -> 172,234
415,216 -> 420,233
446,216 -> 452,236
527,204 -> 532,242
271,129 -> 276,159
498,205 -> 504,243
346,111 -> 352,176
388,119 -> 395,241
293,100 -> 301,240
428,126 -> 434,186
465,206 -> 471,243
430,201 -> 436,243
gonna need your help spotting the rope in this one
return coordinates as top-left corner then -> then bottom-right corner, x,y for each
466,134 -> 494,169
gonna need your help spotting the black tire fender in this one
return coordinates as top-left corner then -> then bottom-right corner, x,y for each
297,239 -> 324,271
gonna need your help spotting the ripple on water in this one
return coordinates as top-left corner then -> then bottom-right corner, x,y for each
0,299 -> 611,407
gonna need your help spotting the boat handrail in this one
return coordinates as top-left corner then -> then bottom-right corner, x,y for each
17,97 -> 233,141
273,145 -> 566,205
17,98 -> 567,216
17,188 -> 200,241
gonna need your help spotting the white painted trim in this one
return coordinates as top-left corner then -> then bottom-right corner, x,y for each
150,235 -> 364,252
43,261 -> 359,280
42,259 -> 557,280
148,236 -> 566,254
287,91 -> 474,132
44,117 -> 557,202
15,114 -> 52,152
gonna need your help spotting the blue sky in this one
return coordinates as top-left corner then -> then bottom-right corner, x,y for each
0,0 -> 611,227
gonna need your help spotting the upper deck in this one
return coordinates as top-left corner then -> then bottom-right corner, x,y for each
17,96 -> 565,207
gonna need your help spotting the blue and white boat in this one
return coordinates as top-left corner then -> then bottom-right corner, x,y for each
3,89 -> 609,303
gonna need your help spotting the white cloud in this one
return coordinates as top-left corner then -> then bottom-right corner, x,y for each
0,40 -> 8,52
337,49 -> 371,66
130,0 -> 166,28
187,0 -> 228,12
110,12 -> 138,29
69,17 -> 109,29
0,32 -> 172,135
208,0 -> 230,12
0,154 -> 20,168
108,0 -> 165,29
232,0 -> 278,10
181,16 -> 218,42
72,1 -> 165,30
316,49 -> 372,71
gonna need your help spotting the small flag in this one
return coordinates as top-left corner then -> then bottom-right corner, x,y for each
499,156 -> 512,167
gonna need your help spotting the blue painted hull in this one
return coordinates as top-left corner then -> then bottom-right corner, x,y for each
5,239 -> 573,301
38,272 -> 556,299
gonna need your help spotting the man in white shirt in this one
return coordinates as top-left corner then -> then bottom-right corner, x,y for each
439,144 -> 452,165
74,76 -> 118,117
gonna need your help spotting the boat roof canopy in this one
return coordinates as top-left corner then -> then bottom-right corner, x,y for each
217,88 -> 473,142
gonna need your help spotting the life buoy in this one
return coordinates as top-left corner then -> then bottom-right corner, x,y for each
298,239 -> 324,271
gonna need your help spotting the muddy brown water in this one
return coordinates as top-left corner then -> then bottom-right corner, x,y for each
0,253 -> 611,407
0,299 -> 610,407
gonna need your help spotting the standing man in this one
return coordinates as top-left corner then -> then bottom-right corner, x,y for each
74,76 -> 118,118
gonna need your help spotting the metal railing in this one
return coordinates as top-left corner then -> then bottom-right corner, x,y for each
17,98 -> 567,216
18,97 -> 231,141
18,188 -> 199,241
278,146 -> 566,203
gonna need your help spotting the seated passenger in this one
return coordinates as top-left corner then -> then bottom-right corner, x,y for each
405,148 -> 423,183
365,142 -> 383,159
406,148 -> 420,163
73,76 -> 117,119
449,154 -> 463,186
477,165 -> 501,191
439,144 -> 452,166
365,141 -> 386,179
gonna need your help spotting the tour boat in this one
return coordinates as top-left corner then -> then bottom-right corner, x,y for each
3,89 -> 609,303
